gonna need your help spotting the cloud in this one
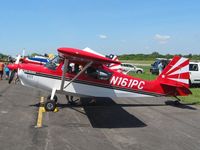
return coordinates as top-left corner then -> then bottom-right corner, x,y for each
98,34 -> 108,39
154,34 -> 171,44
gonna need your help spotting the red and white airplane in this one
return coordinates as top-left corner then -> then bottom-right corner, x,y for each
8,47 -> 192,111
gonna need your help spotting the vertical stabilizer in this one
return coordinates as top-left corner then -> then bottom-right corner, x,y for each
157,56 -> 190,88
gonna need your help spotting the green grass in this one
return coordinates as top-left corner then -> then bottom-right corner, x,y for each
120,60 -> 153,65
128,65 -> 157,80
179,88 -> 200,105
126,63 -> 200,105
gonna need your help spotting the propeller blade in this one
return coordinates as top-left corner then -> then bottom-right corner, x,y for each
15,54 -> 21,64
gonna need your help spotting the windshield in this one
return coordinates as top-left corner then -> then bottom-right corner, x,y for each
45,55 -> 61,70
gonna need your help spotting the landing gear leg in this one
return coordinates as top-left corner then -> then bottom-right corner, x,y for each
47,95 -> 58,103
44,89 -> 58,111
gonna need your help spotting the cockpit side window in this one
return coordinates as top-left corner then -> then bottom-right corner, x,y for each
97,69 -> 112,80
85,67 -> 112,81
85,67 -> 98,78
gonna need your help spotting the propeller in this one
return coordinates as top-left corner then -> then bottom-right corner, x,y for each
8,54 -> 21,84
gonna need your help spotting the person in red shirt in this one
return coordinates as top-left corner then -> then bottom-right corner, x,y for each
0,62 -> 4,80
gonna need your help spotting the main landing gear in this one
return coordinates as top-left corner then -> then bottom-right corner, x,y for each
44,95 -> 58,111
43,94 -> 82,111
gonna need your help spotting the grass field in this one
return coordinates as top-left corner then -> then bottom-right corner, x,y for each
178,88 -> 200,105
120,60 -> 154,65
128,64 -> 200,105
128,66 -> 157,80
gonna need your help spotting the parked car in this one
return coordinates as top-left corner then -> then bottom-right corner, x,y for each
150,58 -> 170,75
121,63 -> 144,74
189,62 -> 200,86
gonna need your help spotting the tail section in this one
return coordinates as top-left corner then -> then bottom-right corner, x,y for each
157,56 -> 191,96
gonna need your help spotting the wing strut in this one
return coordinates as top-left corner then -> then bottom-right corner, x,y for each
60,61 -> 93,91
60,58 -> 69,91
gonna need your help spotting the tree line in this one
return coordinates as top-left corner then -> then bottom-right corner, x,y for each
0,52 -> 43,62
0,53 -> 8,61
118,52 -> 200,61
1,51 -> 200,61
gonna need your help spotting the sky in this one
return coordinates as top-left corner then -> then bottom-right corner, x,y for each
0,0 -> 200,56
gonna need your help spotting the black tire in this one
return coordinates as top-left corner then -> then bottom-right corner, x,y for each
8,70 -> 16,84
44,100 -> 56,111
136,70 -> 142,74
174,100 -> 181,105
47,95 -> 58,103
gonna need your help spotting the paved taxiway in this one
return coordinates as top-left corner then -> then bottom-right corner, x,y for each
0,80 -> 200,150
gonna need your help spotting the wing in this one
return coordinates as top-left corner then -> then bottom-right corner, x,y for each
58,47 -> 121,65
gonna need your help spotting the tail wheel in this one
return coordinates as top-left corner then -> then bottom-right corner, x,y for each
174,100 -> 181,105
44,100 -> 56,111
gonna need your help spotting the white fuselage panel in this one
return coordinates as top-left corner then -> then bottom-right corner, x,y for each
18,69 -> 153,98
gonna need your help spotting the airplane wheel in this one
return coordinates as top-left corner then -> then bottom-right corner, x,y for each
174,100 -> 181,105
47,95 -> 58,103
44,100 -> 56,111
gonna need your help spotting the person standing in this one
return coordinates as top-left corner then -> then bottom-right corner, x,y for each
158,61 -> 163,75
0,62 -> 5,80
4,63 -> 10,80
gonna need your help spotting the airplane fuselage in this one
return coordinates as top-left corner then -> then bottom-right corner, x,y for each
7,47 -> 191,112
16,50 -> 192,99
17,63 -> 169,99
